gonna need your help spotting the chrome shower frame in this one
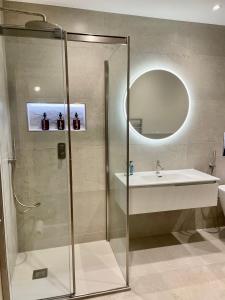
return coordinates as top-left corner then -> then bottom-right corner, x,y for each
0,24 -> 130,300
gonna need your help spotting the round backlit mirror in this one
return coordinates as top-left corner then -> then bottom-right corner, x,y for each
129,70 -> 189,139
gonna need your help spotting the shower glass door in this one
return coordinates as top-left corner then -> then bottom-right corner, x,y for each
1,29 -> 73,300
108,43 -> 129,283
67,39 -> 129,296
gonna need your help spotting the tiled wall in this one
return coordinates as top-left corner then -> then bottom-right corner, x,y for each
0,1 -> 17,277
4,1 -> 225,248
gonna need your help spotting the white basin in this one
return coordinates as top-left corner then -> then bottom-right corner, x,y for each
115,169 -> 220,214
116,169 -> 219,187
140,173 -> 191,184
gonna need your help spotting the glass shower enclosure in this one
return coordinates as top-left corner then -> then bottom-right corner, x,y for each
0,25 -> 130,300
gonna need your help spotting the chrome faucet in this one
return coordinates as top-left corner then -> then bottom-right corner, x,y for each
156,160 -> 163,177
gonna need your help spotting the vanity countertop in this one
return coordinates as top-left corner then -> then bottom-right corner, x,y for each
115,169 -> 220,187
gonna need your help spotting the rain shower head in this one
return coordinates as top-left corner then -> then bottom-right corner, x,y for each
25,20 -> 61,31
0,6 -> 61,31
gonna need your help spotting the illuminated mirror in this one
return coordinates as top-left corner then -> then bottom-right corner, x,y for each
129,70 -> 189,139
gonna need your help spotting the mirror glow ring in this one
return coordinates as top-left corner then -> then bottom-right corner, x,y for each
123,67 -> 192,145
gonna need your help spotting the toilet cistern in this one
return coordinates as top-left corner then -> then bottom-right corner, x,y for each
156,160 -> 163,177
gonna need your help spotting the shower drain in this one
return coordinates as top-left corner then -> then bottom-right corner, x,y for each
32,268 -> 48,280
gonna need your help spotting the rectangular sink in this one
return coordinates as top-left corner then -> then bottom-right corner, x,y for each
115,169 -> 220,214
116,169 -> 219,187
140,173 -> 191,184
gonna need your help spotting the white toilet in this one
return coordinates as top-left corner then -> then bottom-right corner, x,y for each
218,185 -> 225,215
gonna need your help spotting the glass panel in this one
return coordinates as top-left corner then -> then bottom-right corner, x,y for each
67,41 -> 127,296
2,32 -> 72,300
0,29 -> 15,300
108,45 -> 128,281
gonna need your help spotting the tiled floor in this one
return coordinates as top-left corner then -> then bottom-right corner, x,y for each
11,228 -> 225,300
95,228 -> 225,300
11,240 -> 125,300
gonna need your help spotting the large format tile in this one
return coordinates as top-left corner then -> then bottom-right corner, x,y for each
172,280 -> 225,300
72,145 -> 105,192
74,191 -> 106,243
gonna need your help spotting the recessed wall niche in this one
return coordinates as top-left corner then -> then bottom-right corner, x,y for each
27,103 -> 86,132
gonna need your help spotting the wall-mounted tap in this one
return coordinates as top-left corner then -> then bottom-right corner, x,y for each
156,160 -> 163,177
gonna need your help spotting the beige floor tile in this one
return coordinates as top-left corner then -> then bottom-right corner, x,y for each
172,280 -> 225,300
141,290 -> 177,300
161,265 -> 216,290
131,272 -> 168,294
11,228 -> 225,300
151,255 -> 205,274
201,252 -> 225,265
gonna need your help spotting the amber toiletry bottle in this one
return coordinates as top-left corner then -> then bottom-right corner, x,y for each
73,112 -> 80,130
41,112 -> 49,130
57,112 -> 65,130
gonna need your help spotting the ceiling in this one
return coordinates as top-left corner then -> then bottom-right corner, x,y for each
8,0 -> 225,26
